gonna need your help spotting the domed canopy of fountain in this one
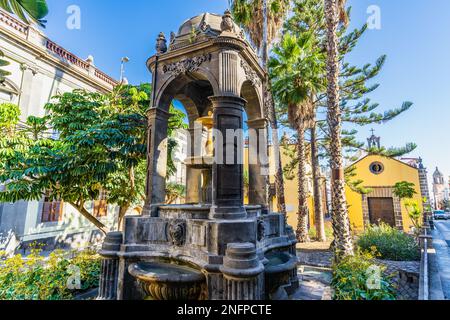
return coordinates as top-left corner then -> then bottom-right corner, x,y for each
129,262 -> 205,284
169,11 -> 244,51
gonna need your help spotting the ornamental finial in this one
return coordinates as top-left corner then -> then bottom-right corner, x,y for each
156,32 -> 167,54
221,9 -> 235,33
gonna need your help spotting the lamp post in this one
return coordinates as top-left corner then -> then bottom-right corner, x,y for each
120,56 -> 130,83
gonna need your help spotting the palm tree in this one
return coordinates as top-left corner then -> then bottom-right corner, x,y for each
231,0 -> 290,216
310,119 -> 327,242
324,0 -> 354,259
0,0 -> 48,81
270,32 -> 325,242
0,0 -> 49,27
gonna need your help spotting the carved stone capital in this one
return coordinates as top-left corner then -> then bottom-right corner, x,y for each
241,60 -> 261,87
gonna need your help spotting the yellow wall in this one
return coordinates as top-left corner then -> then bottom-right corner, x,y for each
244,146 -> 318,231
346,155 -> 423,233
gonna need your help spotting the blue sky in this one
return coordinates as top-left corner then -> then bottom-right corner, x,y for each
43,0 -> 449,183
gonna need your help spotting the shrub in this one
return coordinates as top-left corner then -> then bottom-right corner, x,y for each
0,248 -> 100,300
357,224 -> 420,261
332,249 -> 396,300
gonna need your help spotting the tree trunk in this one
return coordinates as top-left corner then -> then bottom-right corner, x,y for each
296,121 -> 310,243
311,122 -> 327,242
69,202 -> 109,235
325,0 -> 354,260
118,205 -> 129,231
262,0 -> 287,217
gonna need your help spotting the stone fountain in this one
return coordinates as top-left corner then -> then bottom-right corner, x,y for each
97,10 -> 299,301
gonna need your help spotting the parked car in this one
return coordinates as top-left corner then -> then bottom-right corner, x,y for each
434,210 -> 449,220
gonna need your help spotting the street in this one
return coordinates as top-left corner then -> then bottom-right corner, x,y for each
432,220 -> 450,299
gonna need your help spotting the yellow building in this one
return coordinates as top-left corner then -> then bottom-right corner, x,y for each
244,142 -> 327,231
345,154 -> 424,233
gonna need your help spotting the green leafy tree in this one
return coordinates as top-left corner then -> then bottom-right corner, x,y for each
393,181 -> 422,235
0,85 -> 187,233
393,181 -> 417,200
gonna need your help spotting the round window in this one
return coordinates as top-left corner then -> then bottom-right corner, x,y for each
370,162 -> 384,175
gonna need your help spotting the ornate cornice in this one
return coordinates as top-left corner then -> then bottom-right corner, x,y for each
162,53 -> 212,77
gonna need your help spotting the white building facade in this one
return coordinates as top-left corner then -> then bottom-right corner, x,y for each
0,10 -> 119,251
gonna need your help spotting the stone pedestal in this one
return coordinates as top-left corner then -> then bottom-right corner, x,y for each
97,232 -> 123,300
220,243 -> 264,300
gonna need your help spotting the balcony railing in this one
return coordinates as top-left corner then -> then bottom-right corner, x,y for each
0,9 -> 118,88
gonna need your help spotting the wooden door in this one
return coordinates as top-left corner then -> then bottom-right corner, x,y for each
368,197 -> 395,227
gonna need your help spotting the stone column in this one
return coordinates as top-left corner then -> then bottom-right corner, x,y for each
18,65 -> 37,120
247,118 -> 269,213
220,243 -> 265,300
142,108 -> 170,216
209,95 -> 247,219
97,232 -> 123,300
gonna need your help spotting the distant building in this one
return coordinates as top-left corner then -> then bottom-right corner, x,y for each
433,167 -> 447,210
0,9 -> 119,250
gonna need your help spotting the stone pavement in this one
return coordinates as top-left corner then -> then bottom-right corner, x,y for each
291,265 -> 333,300
431,221 -> 450,299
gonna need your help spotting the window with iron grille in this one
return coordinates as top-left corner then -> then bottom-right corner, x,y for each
41,195 -> 63,223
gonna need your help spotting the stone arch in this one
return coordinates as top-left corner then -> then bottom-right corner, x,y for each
154,67 -> 219,113
239,80 -> 268,210
239,80 -> 264,121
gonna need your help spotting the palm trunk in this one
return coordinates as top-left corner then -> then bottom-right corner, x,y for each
296,120 -> 310,243
262,0 -> 287,216
270,111 -> 287,216
311,122 -> 327,242
69,202 -> 108,235
325,0 -> 353,259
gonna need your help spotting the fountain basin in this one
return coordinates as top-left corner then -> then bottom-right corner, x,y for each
264,251 -> 298,296
128,262 -> 205,300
